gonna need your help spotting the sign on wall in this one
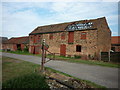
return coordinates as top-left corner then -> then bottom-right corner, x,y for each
66,22 -> 93,31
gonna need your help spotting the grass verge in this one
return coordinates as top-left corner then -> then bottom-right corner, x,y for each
47,55 -> 120,68
68,59 -> 120,68
2,73 -> 49,88
2,56 -> 39,82
2,56 -> 49,89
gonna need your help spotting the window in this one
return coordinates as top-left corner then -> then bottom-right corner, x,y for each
76,45 -> 81,52
81,32 -> 86,39
61,33 -> 65,40
49,34 -> 53,39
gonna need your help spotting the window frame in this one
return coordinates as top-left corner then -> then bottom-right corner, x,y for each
81,32 -> 87,39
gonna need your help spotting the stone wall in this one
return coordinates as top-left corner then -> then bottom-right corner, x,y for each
2,44 -> 17,51
97,17 -> 111,59
29,17 -> 111,60
29,29 -> 98,59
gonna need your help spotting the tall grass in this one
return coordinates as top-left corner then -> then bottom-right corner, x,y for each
2,73 -> 50,89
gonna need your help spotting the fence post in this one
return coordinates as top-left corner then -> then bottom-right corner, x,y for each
99,50 -> 101,60
108,50 -> 110,62
41,39 -> 45,72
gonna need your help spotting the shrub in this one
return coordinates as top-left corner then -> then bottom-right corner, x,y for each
2,73 -> 50,89
17,47 -> 21,51
23,47 -> 28,52
74,55 -> 81,59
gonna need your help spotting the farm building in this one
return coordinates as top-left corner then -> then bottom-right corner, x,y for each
2,36 -> 29,51
0,37 -> 8,50
29,17 -> 111,60
111,36 -> 120,52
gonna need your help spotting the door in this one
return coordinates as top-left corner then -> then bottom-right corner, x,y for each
35,46 -> 40,54
31,46 -> 35,54
68,32 -> 74,43
60,44 -> 66,56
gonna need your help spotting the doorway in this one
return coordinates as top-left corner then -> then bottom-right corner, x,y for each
60,44 -> 66,56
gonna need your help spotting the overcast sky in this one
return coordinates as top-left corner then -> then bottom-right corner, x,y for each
1,0 -> 119,38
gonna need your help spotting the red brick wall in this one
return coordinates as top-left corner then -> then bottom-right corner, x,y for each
97,17 -> 111,59
21,44 -> 25,51
13,44 -> 17,51
29,18 -> 111,60
29,35 -> 42,54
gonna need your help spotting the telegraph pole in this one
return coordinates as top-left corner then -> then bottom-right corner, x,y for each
41,39 -> 45,72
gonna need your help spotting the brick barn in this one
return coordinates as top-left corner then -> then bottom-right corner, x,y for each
111,36 -> 120,52
29,17 -> 111,60
3,36 -> 29,51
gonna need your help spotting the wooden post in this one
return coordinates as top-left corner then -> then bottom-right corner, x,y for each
99,50 -> 101,61
44,50 -> 46,63
41,39 -> 45,72
108,50 -> 110,62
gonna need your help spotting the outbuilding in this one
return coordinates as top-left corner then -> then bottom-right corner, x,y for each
3,36 -> 29,51
111,36 -> 120,52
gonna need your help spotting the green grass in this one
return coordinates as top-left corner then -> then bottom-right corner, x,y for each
3,50 -> 42,57
0,50 -> 3,52
45,67 -> 106,89
5,50 -> 34,55
2,56 -> 40,82
2,73 -> 49,89
2,56 -> 50,89
68,59 -> 120,68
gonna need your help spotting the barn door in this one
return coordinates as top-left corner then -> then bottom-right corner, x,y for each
31,46 -> 35,54
35,46 -> 40,54
60,44 -> 66,56
68,31 -> 74,43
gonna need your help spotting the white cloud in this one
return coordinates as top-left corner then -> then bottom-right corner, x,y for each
1,0 -> 120,2
49,2 -> 118,24
1,2 -> 118,38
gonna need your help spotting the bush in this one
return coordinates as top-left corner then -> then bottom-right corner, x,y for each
17,47 -> 21,51
2,73 -> 50,89
74,55 -> 81,59
23,47 -> 28,52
